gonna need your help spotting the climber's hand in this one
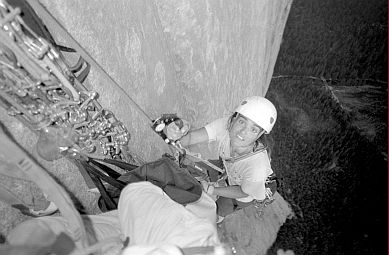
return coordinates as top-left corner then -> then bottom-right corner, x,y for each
200,180 -> 218,201
164,118 -> 190,142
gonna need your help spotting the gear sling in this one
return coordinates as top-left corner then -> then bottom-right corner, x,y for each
76,156 -> 204,212
79,151 -> 278,215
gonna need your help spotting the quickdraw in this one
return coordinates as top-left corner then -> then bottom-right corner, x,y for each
0,0 -> 131,161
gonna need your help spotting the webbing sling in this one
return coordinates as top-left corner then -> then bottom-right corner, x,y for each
75,158 -> 131,211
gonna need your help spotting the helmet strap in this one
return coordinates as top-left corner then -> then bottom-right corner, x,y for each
227,112 -> 239,131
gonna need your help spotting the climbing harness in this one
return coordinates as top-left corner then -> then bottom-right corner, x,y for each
252,173 -> 279,218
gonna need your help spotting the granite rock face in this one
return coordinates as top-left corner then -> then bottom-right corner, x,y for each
39,0 -> 292,161
0,0 -> 293,253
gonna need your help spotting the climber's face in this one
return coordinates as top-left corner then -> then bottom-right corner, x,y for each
229,114 -> 264,154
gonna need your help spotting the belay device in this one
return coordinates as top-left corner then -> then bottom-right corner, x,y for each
151,113 -> 184,145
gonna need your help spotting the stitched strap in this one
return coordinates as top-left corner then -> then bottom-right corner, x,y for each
224,147 -> 267,163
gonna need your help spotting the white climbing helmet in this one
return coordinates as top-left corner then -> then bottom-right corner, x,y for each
234,96 -> 277,134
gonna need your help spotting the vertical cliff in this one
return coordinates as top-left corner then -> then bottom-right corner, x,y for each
0,1 -> 293,253
38,0 -> 292,161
